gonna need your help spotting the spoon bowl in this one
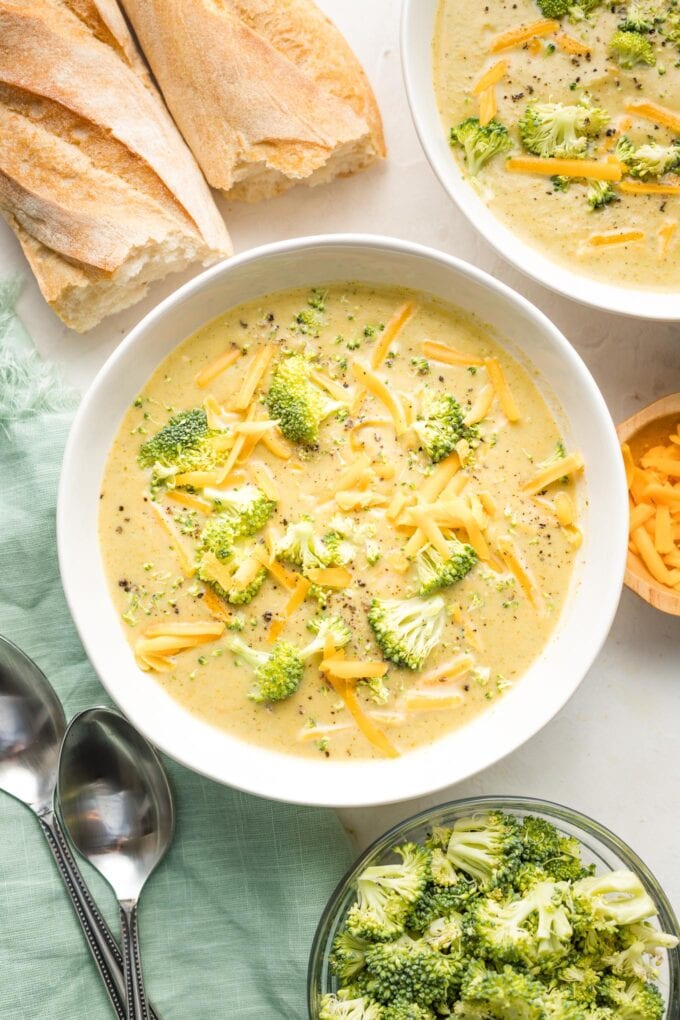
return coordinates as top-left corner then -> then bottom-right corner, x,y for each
617,392 -> 680,617
0,638 -> 65,812
58,707 -> 174,901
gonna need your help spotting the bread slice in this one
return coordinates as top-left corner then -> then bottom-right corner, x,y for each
119,0 -> 386,203
0,0 -> 231,332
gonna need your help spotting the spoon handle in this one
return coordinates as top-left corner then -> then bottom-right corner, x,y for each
120,901 -> 149,1020
38,810 -> 127,1018
38,812 -> 160,1020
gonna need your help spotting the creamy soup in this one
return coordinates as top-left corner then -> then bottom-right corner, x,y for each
434,0 -> 680,289
100,284 -> 582,761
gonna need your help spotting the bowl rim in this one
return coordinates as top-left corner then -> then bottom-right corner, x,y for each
400,0 -> 680,322
57,233 -> 627,807
308,794 -> 680,1018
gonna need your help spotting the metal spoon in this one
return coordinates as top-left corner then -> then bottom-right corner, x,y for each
0,636 -> 147,1018
58,707 -> 174,1020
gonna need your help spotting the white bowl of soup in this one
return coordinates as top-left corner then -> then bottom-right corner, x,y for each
58,235 -> 626,807
402,0 -> 680,319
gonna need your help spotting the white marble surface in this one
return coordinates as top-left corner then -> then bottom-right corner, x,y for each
2,0 -> 678,909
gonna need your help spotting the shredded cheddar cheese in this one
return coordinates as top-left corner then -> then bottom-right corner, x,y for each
479,85 -> 498,126
484,357 -> 520,423
195,348 -> 241,389
624,99 -> 680,134
507,157 -> 623,181
421,340 -> 484,367
489,19 -> 559,53
472,59 -> 508,95
622,426 -> 680,590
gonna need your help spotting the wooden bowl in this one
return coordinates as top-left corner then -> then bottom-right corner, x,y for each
617,393 -> 680,617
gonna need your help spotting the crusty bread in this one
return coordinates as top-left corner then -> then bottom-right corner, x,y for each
119,0 -> 386,203
0,0 -> 231,332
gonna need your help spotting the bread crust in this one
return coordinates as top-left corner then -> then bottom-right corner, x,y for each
0,0 -> 231,331
120,0 -> 386,201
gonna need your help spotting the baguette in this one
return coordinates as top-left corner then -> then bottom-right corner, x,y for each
119,0 -> 386,203
0,0 -> 231,332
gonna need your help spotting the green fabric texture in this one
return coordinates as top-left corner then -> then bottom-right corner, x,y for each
0,278 -> 353,1019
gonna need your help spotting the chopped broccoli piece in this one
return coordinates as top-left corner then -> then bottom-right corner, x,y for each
450,118 -> 512,176
457,960 -> 548,1018
588,179 -> 619,209
323,530 -> 356,566
518,815 -> 591,884
519,99 -> 610,158
619,2 -> 662,31
203,483 -> 276,539
415,538 -> 478,596
598,975 -> 664,1019
274,518 -> 348,575
228,636 -> 303,703
346,845 -> 431,943
465,881 -> 573,970
535,0 -> 571,17
199,515 -> 236,563
405,879 -> 478,933
605,921 -> 679,981
429,847 -> 459,887
319,992 -> 384,1020
368,595 -> 446,670
572,870 -> 657,930
609,29 -> 656,67
331,931 -> 371,985
446,812 -> 522,888
423,912 -> 463,952
616,135 -> 680,178
197,542 -> 268,605
412,392 -> 480,464
382,1005 -> 434,1020
265,353 -> 344,446
304,615 -> 352,657
364,937 -> 461,1008
138,408 -> 219,492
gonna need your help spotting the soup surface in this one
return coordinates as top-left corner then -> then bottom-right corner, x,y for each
434,0 -> 680,289
100,283 -> 582,761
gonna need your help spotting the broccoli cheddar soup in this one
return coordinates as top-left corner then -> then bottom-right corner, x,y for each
100,284 -> 583,761
434,0 -> 680,289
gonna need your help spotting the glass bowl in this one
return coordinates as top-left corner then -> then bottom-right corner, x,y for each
308,796 -> 680,1018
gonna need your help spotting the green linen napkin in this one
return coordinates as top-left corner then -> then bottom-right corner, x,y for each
0,277 -> 354,1019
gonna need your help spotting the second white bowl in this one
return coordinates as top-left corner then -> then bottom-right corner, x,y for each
401,0 -> 680,321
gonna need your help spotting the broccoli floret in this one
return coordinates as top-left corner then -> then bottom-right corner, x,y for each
605,921 -> 679,980
274,518 -> 346,575
552,174 -> 572,192
450,118 -> 512,176
446,812 -> 522,888
429,847 -> 459,887
412,392 -> 480,464
138,408 -> 219,492
331,930 -> 371,985
616,135 -> 680,178
319,992 -> 384,1020
609,29 -> 656,67
382,1005 -> 434,1020
536,0 -> 571,17
598,975 -> 664,1019
304,614 -> 352,656
519,99 -> 610,158
228,636 -> 304,703
323,530 -> 356,566
518,815 -> 591,884
620,5 -> 652,30
198,515 -> 235,563
465,881 -> 573,970
423,912 -> 463,952
456,960 -> 548,1018
572,870 -> 657,932
265,353 -> 344,446
364,938 -> 461,1008
198,543 -> 268,605
368,595 -> 446,671
203,483 -> 276,538
346,845 -> 431,943
415,538 -> 478,596
588,179 -> 619,209
405,879 -> 478,933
